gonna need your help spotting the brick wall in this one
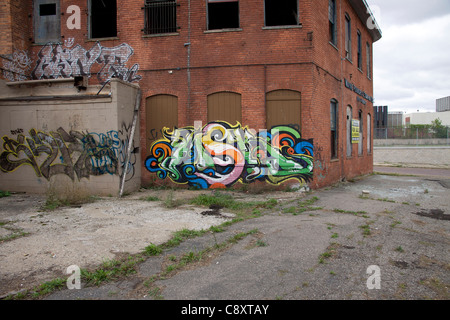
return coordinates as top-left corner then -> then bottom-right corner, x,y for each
1,0 -> 378,190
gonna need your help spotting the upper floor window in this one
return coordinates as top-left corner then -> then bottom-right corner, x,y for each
329,0 -> 337,45
144,0 -> 178,35
345,14 -> 352,60
264,0 -> 299,27
207,0 -> 239,30
357,30 -> 362,69
366,42 -> 371,79
90,0 -> 117,39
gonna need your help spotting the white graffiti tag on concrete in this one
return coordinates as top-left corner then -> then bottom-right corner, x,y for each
30,41 -> 142,85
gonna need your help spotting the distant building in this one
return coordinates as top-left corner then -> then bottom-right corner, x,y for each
404,111 -> 450,126
436,96 -> 450,112
388,112 -> 403,128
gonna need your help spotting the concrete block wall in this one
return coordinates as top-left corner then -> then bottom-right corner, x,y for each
0,78 -> 141,196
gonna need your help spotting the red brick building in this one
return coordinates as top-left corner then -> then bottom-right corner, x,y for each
0,0 -> 381,191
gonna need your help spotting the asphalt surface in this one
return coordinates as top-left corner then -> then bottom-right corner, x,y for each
44,170 -> 450,302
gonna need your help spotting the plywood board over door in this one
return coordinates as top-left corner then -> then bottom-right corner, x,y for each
145,94 -> 178,150
266,89 -> 301,132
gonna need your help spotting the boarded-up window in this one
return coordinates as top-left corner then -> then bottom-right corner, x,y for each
34,0 -> 60,44
146,94 -> 178,147
367,113 -> 371,153
207,92 -> 242,125
346,105 -> 352,157
266,90 -> 301,131
358,109 -> 363,155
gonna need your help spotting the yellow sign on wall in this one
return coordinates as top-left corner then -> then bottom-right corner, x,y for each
352,119 -> 360,143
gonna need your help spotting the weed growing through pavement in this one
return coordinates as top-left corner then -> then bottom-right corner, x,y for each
282,196 -> 322,215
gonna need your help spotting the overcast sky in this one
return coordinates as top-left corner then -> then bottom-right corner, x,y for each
367,0 -> 450,113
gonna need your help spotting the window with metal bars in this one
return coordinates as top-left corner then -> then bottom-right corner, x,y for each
143,0 -> 178,35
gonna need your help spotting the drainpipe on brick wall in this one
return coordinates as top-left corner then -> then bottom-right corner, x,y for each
119,88 -> 141,198
185,0 -> 192,124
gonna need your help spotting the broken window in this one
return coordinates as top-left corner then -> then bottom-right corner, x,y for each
207,0 -> 239,30
33,0 -> 61,44
90,0 -> 117,39
265,0 -> 299,27
144,0 -> 178,35
329,0 -> 337,45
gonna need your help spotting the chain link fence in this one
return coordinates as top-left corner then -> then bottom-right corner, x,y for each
374,126 -> 450,145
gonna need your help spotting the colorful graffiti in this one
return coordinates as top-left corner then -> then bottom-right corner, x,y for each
145,121 -> 314,189
0,127 -> 137,181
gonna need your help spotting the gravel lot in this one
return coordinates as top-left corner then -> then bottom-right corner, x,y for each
1,173 -> 449,300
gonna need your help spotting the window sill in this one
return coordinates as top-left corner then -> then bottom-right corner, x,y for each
204,28 -> 242,34
86,36 -> 119,42
31,41 -> 61,46
330,158 -> 339,163
329,42 -> 338,51
142,32 -> 180,38
262,24 -> 302,30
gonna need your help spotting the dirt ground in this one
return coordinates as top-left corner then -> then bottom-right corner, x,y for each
1,169 -> 449,300
0,187 -> 298,298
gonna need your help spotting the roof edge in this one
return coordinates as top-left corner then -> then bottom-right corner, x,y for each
348,0 -> 382,42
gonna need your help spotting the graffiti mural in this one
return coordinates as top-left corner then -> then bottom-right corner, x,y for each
30,41 -> 142,85
145,121 -> 314,189
0,127 -> 137,181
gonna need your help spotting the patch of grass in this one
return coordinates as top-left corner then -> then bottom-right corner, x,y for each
282,196 -> 322,215
147,286 -> 164,300
333,208 -> 367,217
395,246 -> 405,253
190,192 -> 278,218
377,198 -> 396,203
318,243 -> 340,264
81,255 -> 144,287
0,190 -> 11,198
390,220 -> 402,228
144,243 -> 163,256
142,196 -> 160,201
31,278 -> 66,297
256,239 -> 268,247
0,221 -> 30,243
359,223 -> 372,237
163,191 -> 184,208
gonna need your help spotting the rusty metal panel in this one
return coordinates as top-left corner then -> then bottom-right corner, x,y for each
207,92 -> 242,125
266,90 -> 301,131
146,94 -> 178,148
34,0 -> 61,44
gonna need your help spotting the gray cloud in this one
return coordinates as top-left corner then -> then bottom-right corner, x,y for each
369,0 -> 450,113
